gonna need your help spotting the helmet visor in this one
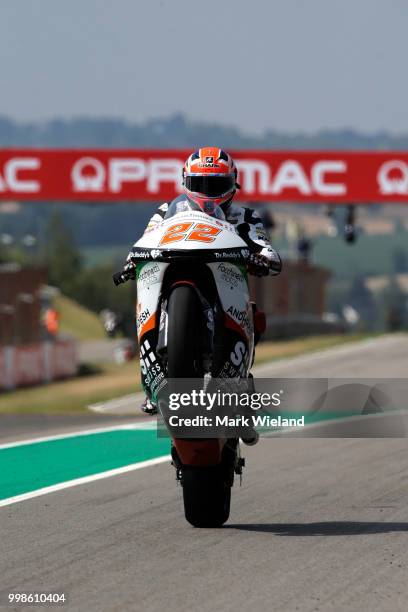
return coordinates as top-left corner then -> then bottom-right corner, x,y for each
185,174 -> 235,198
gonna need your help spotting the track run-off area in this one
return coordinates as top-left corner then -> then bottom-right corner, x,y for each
0,423 -> 169,507
1,334 -> 408,611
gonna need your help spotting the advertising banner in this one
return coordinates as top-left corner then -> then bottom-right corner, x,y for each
1,149 -> 408,203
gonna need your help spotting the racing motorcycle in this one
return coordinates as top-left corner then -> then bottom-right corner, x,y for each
113,201 -> 280,527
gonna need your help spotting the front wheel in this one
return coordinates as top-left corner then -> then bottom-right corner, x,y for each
167,286 -> 234,527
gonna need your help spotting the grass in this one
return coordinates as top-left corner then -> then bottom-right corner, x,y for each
0,332 -> 381,415
55,294 -> 106,341
254,332 -> 375,365
0,360 -> 141,415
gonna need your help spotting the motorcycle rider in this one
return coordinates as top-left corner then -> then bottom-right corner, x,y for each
124,147 -> 282,415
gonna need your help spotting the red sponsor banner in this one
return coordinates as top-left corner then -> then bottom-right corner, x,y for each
0,349 -> 5,389
0,340 -> 78,389
1,149 -> 408,203
12,344 -> 45,387
50,340 -> 77,380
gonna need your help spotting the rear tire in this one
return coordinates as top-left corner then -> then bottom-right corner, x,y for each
167,286 -> 233,527
182,465 -> 231,528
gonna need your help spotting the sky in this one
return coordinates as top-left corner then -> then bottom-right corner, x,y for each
1,0 -> 408,135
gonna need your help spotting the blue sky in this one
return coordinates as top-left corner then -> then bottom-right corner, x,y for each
1,0 -> 407,134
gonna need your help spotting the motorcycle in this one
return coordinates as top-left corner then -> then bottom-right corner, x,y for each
113,201 -> 280,527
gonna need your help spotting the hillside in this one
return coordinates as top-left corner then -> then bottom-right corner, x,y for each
1,113 -> 408,149
55,294 -> 105,341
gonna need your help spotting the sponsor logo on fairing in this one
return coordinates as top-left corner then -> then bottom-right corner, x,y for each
230,341 -> 247,366
137,308 -> 151,328
132,250 -> 150,259
214,251 -> 242,259
217,263 -> 244,286
138,264 -> 160,287
227,306 -> 251,332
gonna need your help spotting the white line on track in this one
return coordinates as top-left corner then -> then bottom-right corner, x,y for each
0,420 -> 156,450
89,392 -> 145,413
0,454 -> 171,508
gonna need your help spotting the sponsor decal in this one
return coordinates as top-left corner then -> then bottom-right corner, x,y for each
214,251 -> 242,259
132,250 -> 150,259
218,340 -> 248,378
0,157 -> 41,193
71,157 -> 105,192
140,339 -> 165,395
199,156 -> 219,168
137,307 -> 151,328
378,160 -> 408,195
139,338 -> 156,375
2,149 -> 408,202
227,305 -> 251,332
230,341 -> 247,366
217,263 -> 244,287
150,249 -> 161,259
138,263 -> 160,287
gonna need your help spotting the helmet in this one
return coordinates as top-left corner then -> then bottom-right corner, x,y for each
182,147 -> 240,215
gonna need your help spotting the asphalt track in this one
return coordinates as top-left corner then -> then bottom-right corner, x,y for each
1,334 -> 408,612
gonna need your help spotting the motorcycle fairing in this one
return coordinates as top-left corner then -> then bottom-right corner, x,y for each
136,261 -> 168,399
134,210 -> 255,399
207,262 -> 254,376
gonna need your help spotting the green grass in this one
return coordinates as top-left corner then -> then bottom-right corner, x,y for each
0,360 -> 141,415
0,333 -> 384,415
55,294 -> 106,341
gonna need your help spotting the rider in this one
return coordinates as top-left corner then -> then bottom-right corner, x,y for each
124,147 -> 282,414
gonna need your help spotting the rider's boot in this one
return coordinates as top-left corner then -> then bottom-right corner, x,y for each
141,397 -> 158,415
241,373 -> 259,446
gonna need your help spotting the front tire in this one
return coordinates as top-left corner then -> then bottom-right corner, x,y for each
167,286 -> 233,527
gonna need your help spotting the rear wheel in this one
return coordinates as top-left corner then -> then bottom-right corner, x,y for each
182,465 -> 231,528
167,286 -> 234,527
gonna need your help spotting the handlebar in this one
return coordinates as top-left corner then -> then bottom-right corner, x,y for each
113,249 -> 282,286
112,269 -> 134,286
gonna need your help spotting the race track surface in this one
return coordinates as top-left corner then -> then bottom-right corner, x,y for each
1,334 -> 408,612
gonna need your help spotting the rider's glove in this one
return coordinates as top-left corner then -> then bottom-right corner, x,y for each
247,253 -> 271,277
123,261 -> 136,280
